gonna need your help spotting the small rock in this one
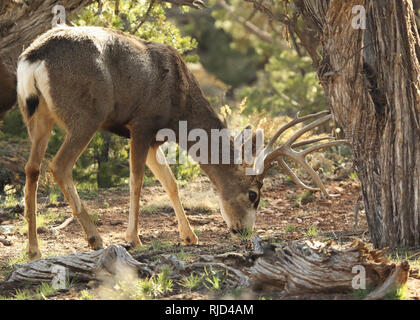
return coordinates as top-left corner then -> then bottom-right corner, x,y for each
0,225 -> 16,235
297,218 -> 303,224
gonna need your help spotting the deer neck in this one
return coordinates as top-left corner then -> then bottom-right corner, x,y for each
176,92 -> 242,191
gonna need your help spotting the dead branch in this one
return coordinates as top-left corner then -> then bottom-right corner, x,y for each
218,0 -> 273,44
52,216 -> 75,231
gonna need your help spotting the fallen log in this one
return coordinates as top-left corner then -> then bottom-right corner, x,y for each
249,238 -> 410,299
6,245 -> 153,284
2,238 -> 410,300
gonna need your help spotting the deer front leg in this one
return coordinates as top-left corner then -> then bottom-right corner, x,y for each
125,131 -> 152,246
146,146 -> 198,245
24,114 -> 54,260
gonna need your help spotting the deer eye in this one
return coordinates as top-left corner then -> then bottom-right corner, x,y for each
249,190 -> 257,202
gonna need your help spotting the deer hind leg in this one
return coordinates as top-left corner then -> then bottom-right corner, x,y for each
50,127 -> 103,250
125,129 -> 153,246
24,109 -> 54,260
146,146 -> 198,245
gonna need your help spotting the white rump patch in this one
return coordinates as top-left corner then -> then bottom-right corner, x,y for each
17,58 -> 53,110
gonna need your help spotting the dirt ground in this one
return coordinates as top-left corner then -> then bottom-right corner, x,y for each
1,175 -> 419,300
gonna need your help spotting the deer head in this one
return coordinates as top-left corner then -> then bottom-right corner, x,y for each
214,110 -> 348,234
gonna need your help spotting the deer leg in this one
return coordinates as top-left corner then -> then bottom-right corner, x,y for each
125,131 -> 152,246
146,146 -> 198,245
24,114 -> 54,260
50,129 -> 103,250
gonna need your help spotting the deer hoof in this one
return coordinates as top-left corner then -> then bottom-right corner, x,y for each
88,236 -> 103,250
125,234 -> 142,247
26,246 -> 41,261
182,233 -> 198,245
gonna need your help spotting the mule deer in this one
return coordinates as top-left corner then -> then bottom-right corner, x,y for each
16,26 -> 345,259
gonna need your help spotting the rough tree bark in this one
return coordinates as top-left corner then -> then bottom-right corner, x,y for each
291,0 -> 420,248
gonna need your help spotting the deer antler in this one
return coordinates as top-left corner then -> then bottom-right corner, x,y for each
254,111 -> 348,198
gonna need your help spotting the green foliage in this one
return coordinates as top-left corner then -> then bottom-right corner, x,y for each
12,283 -> 57,300
178,7 -> 260,87
180,273 -> 204,290
74,0 -> 198,60
236,227 -> 253,240
203,266 -> 226,291
210,0 -> 327,115
294,191 -> 315,207
117,267 -> 174,299
385,284 -> 409,300
304,225 -> 319,237
79,289 -> 94,300
0,0 -> 201,196
285,225 -> 296,233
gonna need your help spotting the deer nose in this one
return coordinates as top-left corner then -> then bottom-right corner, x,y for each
231,228 -> 239,234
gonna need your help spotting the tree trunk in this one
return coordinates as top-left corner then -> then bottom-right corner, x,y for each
293,0 -> 420,248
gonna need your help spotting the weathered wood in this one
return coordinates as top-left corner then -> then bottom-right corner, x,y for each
6,245 -> 153,284
3,239 -> 409,299
249,239 -> 409,299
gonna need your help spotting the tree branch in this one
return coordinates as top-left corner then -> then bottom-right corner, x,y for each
218,0 -> 274,43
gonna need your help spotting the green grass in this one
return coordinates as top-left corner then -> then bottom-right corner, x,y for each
141,204 -> 162,215
294,191 -> 315,207
0,194 -> 19,208
236,227 -> 253,240
48,188 -> 61,204
121,267 -> 174,299
11,283 -> 57,300
351,285 -> 374,300
349,171 -> 358,181
285,225 -> 296,233
79,289 -> 94,300
89,212 -> 100,224
79,189 -> 98,200
203,266 -> 226,291
385,284 -> 409,300
259,198 -> 270,209
174,247 -> 194,261
19,210 -> 63,235
304,225 -> 319,237
180,273 -> 203,290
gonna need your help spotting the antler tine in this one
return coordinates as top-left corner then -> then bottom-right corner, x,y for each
284,114 -> 333,148
278,147 -> 340,198
291,136 -> 335,149
253,111 -> 331,174
255,110 -> 347,199
265,110 -> 330,153
300,139 -> 349,157
277,159 -> 320,192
